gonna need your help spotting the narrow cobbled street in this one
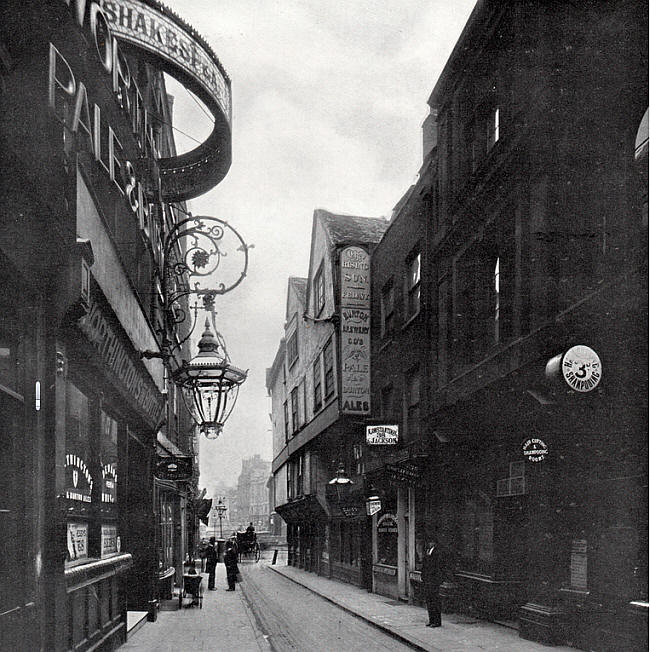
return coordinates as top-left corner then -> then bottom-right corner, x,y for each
239,561 -> 413,651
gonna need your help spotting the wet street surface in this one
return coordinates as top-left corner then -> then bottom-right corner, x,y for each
239,561 -> 415,652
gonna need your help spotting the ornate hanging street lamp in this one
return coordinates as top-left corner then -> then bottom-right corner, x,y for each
140,213 -> 251,440
172,318 -> 248,440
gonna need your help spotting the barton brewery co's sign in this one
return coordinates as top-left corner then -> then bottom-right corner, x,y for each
340,246 -> 371,414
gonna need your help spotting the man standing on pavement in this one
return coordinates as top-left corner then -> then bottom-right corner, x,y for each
206,536 -> 218,590
224,541 -> 239,591
422,539 -> 442,627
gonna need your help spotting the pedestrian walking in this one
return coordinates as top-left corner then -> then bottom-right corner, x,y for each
422,539 -> 442,627
224,541 -> 239,591
198,538 -> 209,573
205,536 -> 218,590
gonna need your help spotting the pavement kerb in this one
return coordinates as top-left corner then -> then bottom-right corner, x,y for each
239,577 -> 273,651
267,565 -> 427,651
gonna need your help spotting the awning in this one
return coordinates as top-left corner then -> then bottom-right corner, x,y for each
275,495 -> 328,524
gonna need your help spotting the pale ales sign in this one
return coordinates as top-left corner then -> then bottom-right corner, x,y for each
340,246 -> 371,414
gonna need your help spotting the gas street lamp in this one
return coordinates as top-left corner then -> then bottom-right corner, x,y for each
172,319 -> 248,439
215,498 -> 227,538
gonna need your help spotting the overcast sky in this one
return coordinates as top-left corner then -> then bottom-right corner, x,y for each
164,0 -> 477,491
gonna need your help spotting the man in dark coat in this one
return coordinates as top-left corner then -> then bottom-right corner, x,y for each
224,541 -> 239,590
421,539 -> 442,627
205,536 -> 218,590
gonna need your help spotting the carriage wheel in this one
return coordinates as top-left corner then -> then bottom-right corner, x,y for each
254,541 -> 260,562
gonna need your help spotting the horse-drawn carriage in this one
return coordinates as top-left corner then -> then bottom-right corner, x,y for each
236,530 -> 260,562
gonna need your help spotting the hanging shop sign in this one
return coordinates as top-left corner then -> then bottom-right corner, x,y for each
155,456 -> 193,481
366,497 -> 382,516
340,246 -> 371,415
366,424 -> 398,445
561,345 -> 602,392
67,522 -> 89,562
58,0 -> 232,201
522,438 -> 549,462
545,345 -> 602,393
386,461 -> 422,484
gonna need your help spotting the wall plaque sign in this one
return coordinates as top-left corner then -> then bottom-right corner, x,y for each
366,424 -> 398,445
522,438 -> 548,462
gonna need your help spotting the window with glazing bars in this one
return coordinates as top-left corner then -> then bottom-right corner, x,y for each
323,338 -> 334,398
290,387 -> 299,433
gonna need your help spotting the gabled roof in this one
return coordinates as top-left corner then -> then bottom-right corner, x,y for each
304,209 -> 388,314
265,338 -> 286,392
285,276 -> 308,322
315,209 -> 388,250
289,277 -> 308,305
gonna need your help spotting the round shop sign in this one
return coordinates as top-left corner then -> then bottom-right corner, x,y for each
561,345 -> 602,393
522,438 -> 549,462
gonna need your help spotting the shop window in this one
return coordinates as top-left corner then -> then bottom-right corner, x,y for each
313,357 -> 322,412
323,338 -> 334,399
405,250 -> 421,319
381,279 -> 395,336
314,264 -> 325,315
159,492 -> 174,571
376,488 -> 398,567
65,382 -> 122,565
65,384 -> 92,504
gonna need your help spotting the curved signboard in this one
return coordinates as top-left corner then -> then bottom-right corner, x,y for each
100,0 -> 232,201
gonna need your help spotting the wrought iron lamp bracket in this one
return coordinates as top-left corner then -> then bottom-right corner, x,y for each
159,214 -> 251,354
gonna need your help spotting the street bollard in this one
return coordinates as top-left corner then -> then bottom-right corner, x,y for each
272,549 -> 278,565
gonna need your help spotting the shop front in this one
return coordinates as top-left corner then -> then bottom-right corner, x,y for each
367,440 -> 431,602
155,434 -> 194,597
275,495 -> 328,574
325,487 -> 367,587
59,279 -> 165,643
